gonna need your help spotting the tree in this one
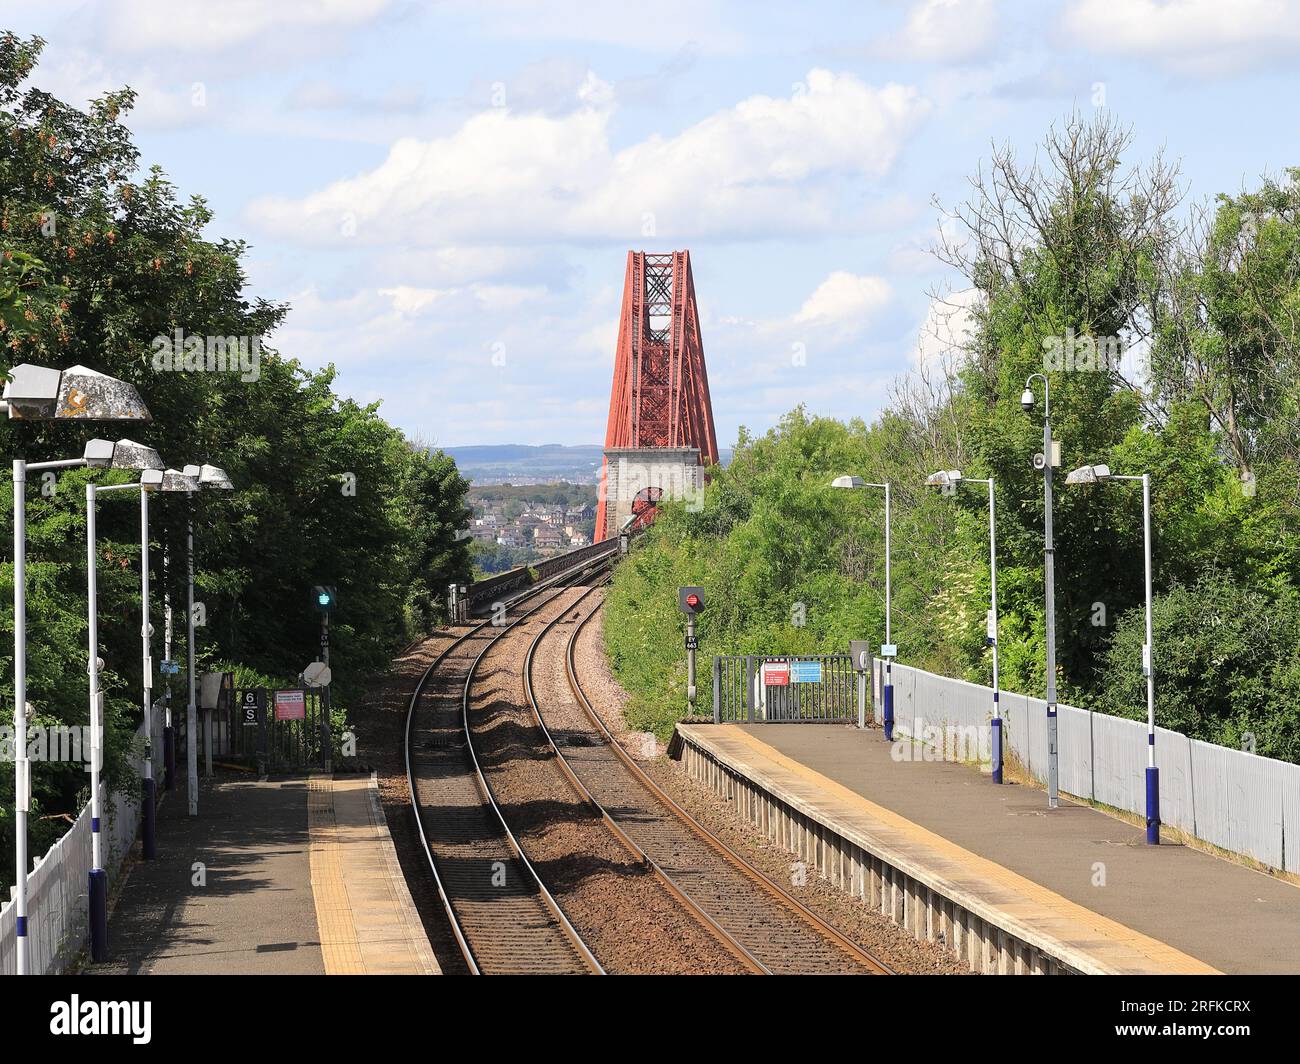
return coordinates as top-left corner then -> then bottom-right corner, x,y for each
0,35 -> 473,891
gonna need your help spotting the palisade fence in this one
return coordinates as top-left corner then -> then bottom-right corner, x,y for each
874,660 -> 1300,875
0,709 -> 165,975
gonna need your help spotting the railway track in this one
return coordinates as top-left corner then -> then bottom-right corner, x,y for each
405,544 -> 891,974
526,586 -> 893,975
403,553 -> 615,974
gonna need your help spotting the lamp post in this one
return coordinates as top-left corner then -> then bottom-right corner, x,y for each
86,457 -> 164,961
2,364 -> 150,976
1066,463 -> 1159,844
159,464 -> 233,816
1021,373 -> 1060,809
831,475 -> 894,739
926,470 -> 1002,782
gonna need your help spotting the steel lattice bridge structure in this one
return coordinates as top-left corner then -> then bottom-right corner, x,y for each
594,250 -> 719,541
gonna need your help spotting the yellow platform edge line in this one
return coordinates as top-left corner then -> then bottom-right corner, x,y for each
307,773 -> 440,976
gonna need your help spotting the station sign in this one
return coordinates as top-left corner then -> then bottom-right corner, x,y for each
761,660 -> 790,687
274,689 -> 306,721
240,689 -> 265,727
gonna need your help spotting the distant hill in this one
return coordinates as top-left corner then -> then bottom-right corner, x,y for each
443,444 -> 604,485
442,443 -> 733,485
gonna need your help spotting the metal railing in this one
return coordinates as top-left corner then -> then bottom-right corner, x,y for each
874,659 -> 1300,875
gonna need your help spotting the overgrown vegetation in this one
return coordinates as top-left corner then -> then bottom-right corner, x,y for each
608,114 -> 1300,761
0,35 -> 473,889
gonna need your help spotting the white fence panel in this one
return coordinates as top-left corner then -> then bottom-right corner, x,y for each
1057,705 -> 1094,800
875,660 -> 1300,874
1091,711 -> 1146,813
1155,728 -> 1195,838
0,720 -> 151,975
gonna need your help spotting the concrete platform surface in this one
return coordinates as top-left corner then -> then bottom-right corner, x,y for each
94,772 -> 436,976
730,724 -> 1300,974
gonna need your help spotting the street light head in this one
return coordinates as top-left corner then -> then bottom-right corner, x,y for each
138,468 -> 165,490
925,469 -> 963,488
4,364 -> 151,421
160,468 -> 199,493
831,475 -> 867,490
198,464 -> 234,490
2,364 -> 62,417
1065,463 -> 1112,485
109,438 -> 164,472
82,438 -> 117,468
1020,387 -> 1036,413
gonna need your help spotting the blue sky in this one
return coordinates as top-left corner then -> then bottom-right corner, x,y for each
4,1 -> 1298,447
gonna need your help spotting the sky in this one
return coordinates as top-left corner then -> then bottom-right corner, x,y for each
3,0 -> 1298,449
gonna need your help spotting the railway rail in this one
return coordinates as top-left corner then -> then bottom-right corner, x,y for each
528,588 -> 894,975
405,541 -> 890,974
403,550 -> 616,974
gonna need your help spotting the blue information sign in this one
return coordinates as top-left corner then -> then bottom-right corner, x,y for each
790,660 -> 822,684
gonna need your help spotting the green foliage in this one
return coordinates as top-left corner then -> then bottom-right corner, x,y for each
1095,574 -> 1300,762
608,116 -> 1300,773
470,539 -> 535,576
0,35 -> 472,890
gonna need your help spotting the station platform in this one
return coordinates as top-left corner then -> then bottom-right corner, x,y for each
93,772 -> 437,976
674,723 -> 1300,975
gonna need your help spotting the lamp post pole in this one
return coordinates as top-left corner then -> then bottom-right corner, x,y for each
1141,473 -> 1158,843
987,477 -> 1001,782
12,459 -> 29,976
85,471 -> 163,957
4,364 -> 152,976
11,453 -> 98,975
925,470 -> 1001,780
1025,373 -> 1060,809
831,476 -> 894,738
1065,464 -> 1159,842
883,481 -> 893,740
86,483 -> 107,962
163,551 -> 175,791
140,487 -> 156,858
186,498 -> 198,816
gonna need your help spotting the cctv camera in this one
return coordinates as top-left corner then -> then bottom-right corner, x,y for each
1020,388 -> 1035,412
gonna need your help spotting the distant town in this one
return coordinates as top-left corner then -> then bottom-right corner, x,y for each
466,484 -> 598,574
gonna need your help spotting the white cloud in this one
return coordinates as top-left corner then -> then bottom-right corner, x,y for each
246,69 -> 930,245
788,272 -> 892,339
881,0 -> 1000,64
915,287 -> 980,372
98,0 -> 392,54
1061,0 -> 1300,74
438,0 -> 744,54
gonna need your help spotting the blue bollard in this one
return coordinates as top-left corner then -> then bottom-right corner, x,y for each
991,716 -> 1003,784
1145,765 -> 1160,845
89,867 -> 108,962
142,777 -> 157,860
883,683 -> 894,741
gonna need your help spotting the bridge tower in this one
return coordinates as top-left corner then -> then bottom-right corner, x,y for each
594,250 -> 719,541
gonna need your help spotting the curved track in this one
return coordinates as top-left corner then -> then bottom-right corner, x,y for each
405,546 -> 892,975
529,588 -> 894,975
403,554 -> 614,974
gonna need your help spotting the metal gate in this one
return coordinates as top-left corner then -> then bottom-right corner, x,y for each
712,654 -> 856,723
217,687 -> 331,772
